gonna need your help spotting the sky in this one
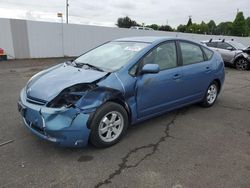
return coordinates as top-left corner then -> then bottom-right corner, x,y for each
0,0 -> 249,28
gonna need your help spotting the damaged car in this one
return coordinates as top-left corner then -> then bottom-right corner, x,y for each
202,39 -> 250,70
18,37 -> 225,148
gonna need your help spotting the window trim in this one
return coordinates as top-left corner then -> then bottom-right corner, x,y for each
177,40 -> 207,66
129,40 -> 180,76
201,46 -> 214,61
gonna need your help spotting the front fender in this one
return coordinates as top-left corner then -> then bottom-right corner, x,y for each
76,87 -> 125,113
234,52 -> 249,62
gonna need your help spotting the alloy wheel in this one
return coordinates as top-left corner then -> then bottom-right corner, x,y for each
98,111 -> 124,143
236,59 -> 248,71
207,84 -> 218,105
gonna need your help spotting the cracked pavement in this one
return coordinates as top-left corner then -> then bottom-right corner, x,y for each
0,59 -> 250,188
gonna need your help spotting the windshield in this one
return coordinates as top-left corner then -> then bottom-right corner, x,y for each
74,41 -> 149,71
230,41 -> 247,50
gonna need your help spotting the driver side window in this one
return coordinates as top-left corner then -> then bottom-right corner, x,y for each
142,42 -> 178,70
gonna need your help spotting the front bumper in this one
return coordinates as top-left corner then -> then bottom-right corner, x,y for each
18,88 -> 91,147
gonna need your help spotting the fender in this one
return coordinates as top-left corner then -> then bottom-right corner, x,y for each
76,86 -> 133,129
77,86 -> 128,113
234,52 -> 249,63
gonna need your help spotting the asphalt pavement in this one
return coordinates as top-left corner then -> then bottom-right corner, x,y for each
0,58 -> 250,188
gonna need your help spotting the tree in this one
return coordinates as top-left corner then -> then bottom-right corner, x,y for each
116,16 -> 139,28
207,20 -> 216,34
246,17 -> 250,36
159,25 -> 173,31
177,24 -> 187,32
187,23 -> 199,33
215,22 -> 233,35
187,17 -> 192,27
199,21 -> 209,34
147,24 -> 159,30
232,12 -> 247,36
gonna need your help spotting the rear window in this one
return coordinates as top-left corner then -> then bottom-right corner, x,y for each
202,47 -> 214,60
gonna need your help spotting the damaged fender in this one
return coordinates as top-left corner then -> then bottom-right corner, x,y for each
76,86 -> 131,128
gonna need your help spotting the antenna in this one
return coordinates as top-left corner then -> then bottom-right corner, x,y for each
66,0 -> 69,24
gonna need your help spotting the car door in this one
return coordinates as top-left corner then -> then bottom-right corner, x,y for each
216,42 -> 236,62
178,41 -> 213,102
136,41 -> 184,118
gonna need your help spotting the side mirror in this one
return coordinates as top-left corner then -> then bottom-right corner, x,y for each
226,46 -> 234,51
141,64 -> 160,74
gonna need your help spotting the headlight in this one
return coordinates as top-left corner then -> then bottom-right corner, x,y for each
47,84 -> 95,108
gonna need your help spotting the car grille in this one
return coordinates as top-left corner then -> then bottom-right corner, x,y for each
26,96 -> 47,106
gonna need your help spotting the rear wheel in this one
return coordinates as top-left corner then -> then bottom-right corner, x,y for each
201,82 -> 218,107
90,102 -> 128,148
235,58 -> 249,71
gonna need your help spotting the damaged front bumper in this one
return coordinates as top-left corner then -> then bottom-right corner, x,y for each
18,88 -> 91,147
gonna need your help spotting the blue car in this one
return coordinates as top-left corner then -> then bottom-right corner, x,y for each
18,37 -> 225,148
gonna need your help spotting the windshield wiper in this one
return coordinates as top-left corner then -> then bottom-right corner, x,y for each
74,62 -> 104,72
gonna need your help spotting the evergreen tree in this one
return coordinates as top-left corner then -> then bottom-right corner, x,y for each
187,17 -> 192,27
232,12 -> 247,36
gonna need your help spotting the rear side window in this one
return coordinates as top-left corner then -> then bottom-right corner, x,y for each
206,42 -> 217,48
202,47 -> 214,60
180,42 -> 204,65
217,42 -> 232,50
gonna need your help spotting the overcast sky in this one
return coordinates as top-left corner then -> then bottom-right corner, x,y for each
0,0 -> 249,28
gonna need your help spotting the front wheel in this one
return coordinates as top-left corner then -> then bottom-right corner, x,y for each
235,58 -> 249,71
201,82 -> 218,107
89,102 -> 128,148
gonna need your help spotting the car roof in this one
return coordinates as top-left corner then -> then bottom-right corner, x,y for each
114,36 -> 176,43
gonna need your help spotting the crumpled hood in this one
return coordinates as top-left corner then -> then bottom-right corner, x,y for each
243,47 -> 250,55
26,63 -> 108,101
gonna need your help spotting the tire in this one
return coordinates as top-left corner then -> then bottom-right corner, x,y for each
89,102 -> 128,148
235,58 -> 249,71
200,81 -> 219,107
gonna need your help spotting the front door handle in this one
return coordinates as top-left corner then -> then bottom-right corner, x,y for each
205,66 -> 211,73
173,74 -> 181,80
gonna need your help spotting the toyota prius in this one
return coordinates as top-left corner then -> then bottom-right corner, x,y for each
18,37 -> 225,148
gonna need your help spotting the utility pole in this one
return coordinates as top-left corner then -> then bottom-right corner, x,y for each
66,0 -> 69,24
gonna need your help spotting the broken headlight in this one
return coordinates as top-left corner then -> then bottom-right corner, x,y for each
47,84 -> 95,108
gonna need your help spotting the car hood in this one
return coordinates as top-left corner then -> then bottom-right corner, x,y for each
26,63 -> 108,101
